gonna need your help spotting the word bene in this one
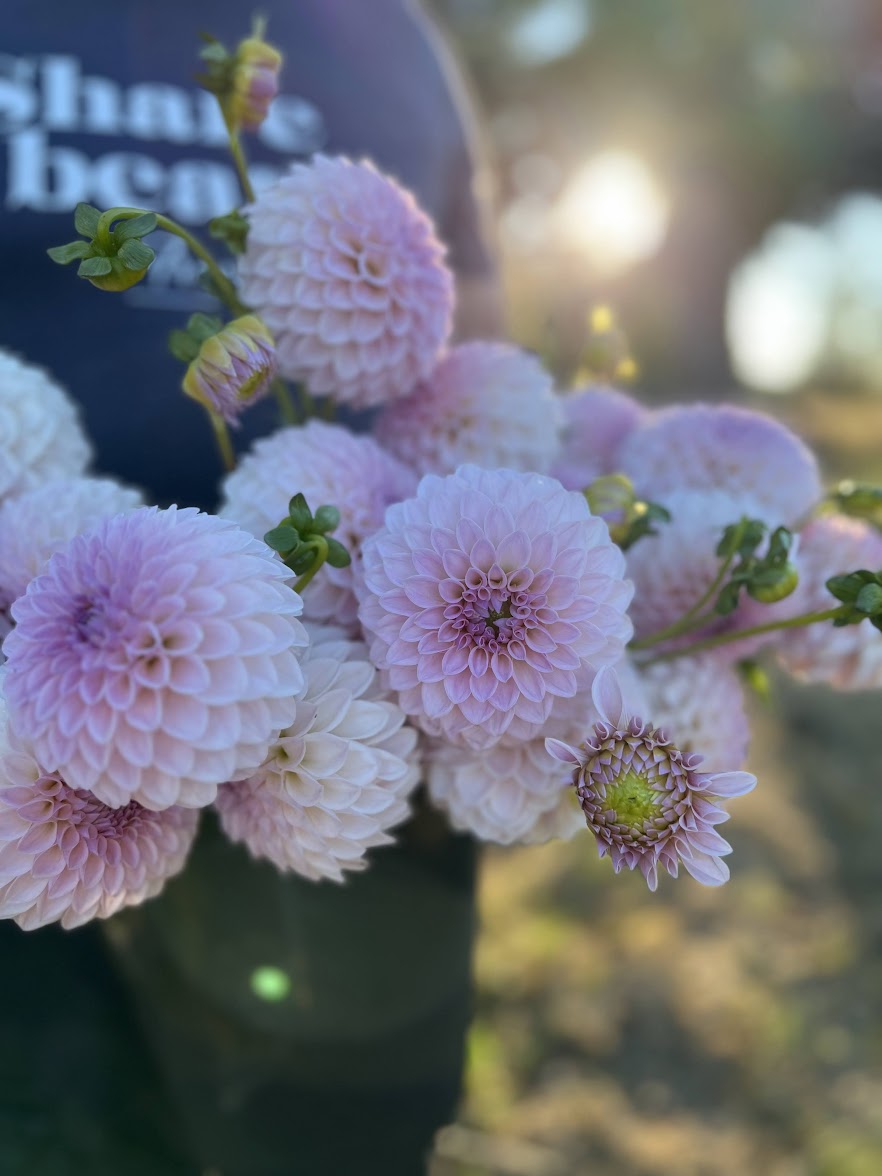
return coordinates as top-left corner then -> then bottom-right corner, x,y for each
0,54 -> 325,224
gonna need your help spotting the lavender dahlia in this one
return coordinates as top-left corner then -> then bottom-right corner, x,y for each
358,465 -> 633,750
3,507 -> 307,811
0,476 -> 143,616
618,403 -> 821,526
551,385 -> 646,492
547,671 -> 756,890
239,155 -> 453,407
216,624 -> 419,882
219,420 -> 416,630
0,735 -> 199,931
375,342 -> 562,477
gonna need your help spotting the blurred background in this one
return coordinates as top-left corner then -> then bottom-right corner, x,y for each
423,2 -> 882,1173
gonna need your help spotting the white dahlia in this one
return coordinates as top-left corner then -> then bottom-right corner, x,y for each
637,655 -> 750,773
219,421 -> 416,630
239,155 -> 453,407
427,737 -> 582,845
374,342 -> 562,477
215,624 -> 419,882
0,349 -> 91,505
3,507 -> 307,811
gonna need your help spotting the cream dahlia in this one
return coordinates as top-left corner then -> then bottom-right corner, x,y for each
0,349 -> 91,505
239,155 -> 453,406
215,623 -> 419,882
3,507 -> 307,811
374,342 -> 562,477
358,466 -> 633,750
219,421 -> 416,630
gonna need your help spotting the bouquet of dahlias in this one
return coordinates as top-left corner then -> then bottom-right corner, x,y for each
2,22 -> 882,1174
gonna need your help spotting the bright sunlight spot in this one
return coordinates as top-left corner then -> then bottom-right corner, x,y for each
555,150 -> 669,273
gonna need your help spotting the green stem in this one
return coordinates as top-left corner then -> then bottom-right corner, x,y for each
224,122 -> 256,204
630,520 -> 745,651
292,537 -> 329,594
639,606 -> 843,665
272,379 -> 298,426
209,412 -> 236,473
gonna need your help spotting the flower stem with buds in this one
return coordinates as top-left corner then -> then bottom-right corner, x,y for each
292,537 -> 329,594
639,607 -> 843,665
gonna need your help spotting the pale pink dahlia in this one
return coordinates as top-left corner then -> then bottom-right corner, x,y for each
547,671 -> 756,890
0,349 -> 91,505
637,655 -> 750,773
3,507 -> 307,811
358,466 -> 633,750
775,515 -> 882,690
626,488 -> 777,662
0,739 -> 198,931
239,155 -> 454,406
215,624 -> 419,882
0,476 -> 144,615
219,421 -> 416,630
374,342 -> 562,477
551,385 -> 647,491
427,737 -> 582,845
618,403 -> 821,526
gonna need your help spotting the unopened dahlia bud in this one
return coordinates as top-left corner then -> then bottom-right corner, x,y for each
181,314 -> 276,425
547,670 -> 756,890
230,34 -> 283,132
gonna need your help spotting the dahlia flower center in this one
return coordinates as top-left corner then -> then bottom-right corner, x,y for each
72,594 -> 117,648
40,776 -> 143,840
603,768 -> 663,829
443,563 -> 548,652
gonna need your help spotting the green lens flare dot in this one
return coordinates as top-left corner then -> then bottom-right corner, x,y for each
250,965 -> 291,1002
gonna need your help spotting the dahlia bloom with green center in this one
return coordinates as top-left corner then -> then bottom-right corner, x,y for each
547,670 -> 756,890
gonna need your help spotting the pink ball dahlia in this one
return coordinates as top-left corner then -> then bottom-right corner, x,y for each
374,342 -> 562,477
547,670 -> 756,890
775,515 -> 882,690
0,476 -> 143,615
0,349 -> 91,506
0,738 -> 198,931
626,488 -> 778,662
637,655 -> 750,773
3,507 -> 307,811
427,737 -> 582,845
219,421 -> 416,631
551,385 -> 646,492
239,155 -> 454,407
215,624 -> 419,882
358,465 -> 633,750
618,403 -> 821,526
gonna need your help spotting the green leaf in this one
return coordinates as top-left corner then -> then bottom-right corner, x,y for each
186,312 -> 223,342
168,329 -> 200,363
325,538 -> 352,568
715,581 -> 742,616
77,256 -> 113,277
47,240 -> 93,265
287,493 -> 313,534
287,550 -> 315,574
855,582 -> 882,616
312,505 -> 341,534
209,210 -> 250,255
826,573 -> 862,604
263,524 -> 300,553
118,239 -> 155,271
115,212 -> 158,242
73,202 -> 102,237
